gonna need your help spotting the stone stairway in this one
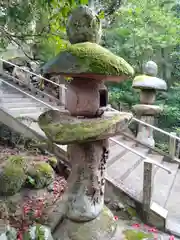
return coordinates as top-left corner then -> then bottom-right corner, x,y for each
0,75 -> 67,160
107,135 -> 180,236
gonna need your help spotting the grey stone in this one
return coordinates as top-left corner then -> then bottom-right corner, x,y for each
66,5 -> 102,44
118,202 -> 126,210
132,76 -> 167,91
132,104 -> 162,116
0,226 -> 17,240
143,61 -> 158,76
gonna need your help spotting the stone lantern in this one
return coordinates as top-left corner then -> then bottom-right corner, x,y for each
39,5 -> 134,240
132,61 -> 167,147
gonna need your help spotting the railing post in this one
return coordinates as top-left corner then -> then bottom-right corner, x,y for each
169,132 -> 176,160
142,161 -> 152,223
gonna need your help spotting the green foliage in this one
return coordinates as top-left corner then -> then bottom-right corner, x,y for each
108,81 -> 139,108
0,0 -> 89,60
105,0 -> 180,136
104,0 -> 180,74
123,229 -> 152,240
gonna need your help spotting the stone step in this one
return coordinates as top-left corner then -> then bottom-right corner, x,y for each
9,106 -> 46,113
8,108 -> 47,118
107,145 -> 149,199
1,87 -> 21,94
109,135 -> 123,147
18,112 -> 45,121
1,93 -> 25,98
108,138 -> 136,168
0,97 -> 36,103
165,168 -> 180,224
125,152 -> 164,201
152,161 -> 179,207
2,101 -> 43,108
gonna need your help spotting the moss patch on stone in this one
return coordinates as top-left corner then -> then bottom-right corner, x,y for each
0,163 -> 26,195
7,155 -> 27,170
133,75 -> 151,82
39,113 -> 130,144
133,75 -> 167,91
27,162 -> 54,189
123,230 -> 152,240
42,42 -> 134,78
127,207 -> 137,218
48,157 -> 58,168
66,42 -> 134,76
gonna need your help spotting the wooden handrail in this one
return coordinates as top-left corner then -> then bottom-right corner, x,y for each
107,106 -> 180,142
0,58 -> 67,89
0,77 -> 59,110
110,138 -> 172,173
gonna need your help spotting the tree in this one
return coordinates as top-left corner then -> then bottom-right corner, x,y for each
104,0 -> 180,83
105,0 -> 180,137
0,0 -> 90,60
0,0 -> 124,61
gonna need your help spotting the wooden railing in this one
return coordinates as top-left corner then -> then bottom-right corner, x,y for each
107,105 -> 180,162
0,58 -> 67,106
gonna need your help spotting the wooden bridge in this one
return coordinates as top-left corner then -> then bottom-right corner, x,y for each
0,59 -> 180,237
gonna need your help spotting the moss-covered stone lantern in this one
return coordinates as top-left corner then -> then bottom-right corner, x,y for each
132,61 -> 167,147
39,5 -> 134,240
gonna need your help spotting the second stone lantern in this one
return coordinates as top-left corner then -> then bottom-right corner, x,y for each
132,61 -> 167,147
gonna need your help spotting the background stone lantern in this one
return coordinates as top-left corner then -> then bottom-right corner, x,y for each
39,5 -> 134,240
132,61 -> 167,147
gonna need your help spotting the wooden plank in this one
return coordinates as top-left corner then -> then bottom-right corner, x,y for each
142,161 -> 152,222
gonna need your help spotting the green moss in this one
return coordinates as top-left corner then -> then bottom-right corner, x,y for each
123,230 -> 152,240
27,162 -> 54,189
0,164 -> 26,195
42,42 -> 134,78
48,157 -> 58,168
7,155 -> 27,170
66,42 -> 134,76
40,114 -> 128,144
127,207 -> 137,218
133,75 -> 151,82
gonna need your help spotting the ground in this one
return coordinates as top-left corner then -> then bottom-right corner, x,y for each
0,137 -> 67,235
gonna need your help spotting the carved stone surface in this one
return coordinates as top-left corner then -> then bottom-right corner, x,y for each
132,104 -> 162,116
66,5 -> 102,44
65,139 -> 109,221
143,61 -> 158,77
38,110 -> 132,144
66,78 -> 100,117
140,89 -> 156,104
132,75 -> 167,91
53,207 -> 122,240
136,116 -> 155,147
